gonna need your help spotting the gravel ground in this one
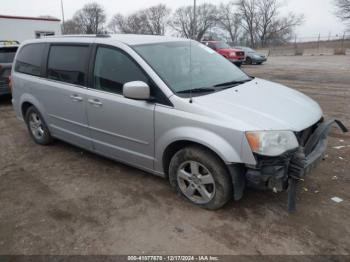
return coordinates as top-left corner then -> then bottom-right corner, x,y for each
0,55 -> 349,255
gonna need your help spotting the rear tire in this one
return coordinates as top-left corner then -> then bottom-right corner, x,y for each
169,146 -> 232,210
25,106 -> 53,145
245,57 -> 253,65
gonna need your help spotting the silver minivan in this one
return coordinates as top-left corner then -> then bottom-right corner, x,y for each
11,35 -> 347,211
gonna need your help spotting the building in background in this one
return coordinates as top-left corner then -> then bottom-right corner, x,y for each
0,15 -> 61,43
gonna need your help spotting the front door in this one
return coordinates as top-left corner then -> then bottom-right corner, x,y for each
86,46 -> 155,170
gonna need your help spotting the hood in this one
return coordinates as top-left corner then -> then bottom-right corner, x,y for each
248,52 -> 264,57
255,53 -> 266,57
194,78 -> 322,131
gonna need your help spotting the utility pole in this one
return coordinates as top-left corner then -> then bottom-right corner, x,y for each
193,0 -> 197,40
61,0 -> 65,34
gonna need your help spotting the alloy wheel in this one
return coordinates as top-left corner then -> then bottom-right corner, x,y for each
177,161 -> 216,204
28,112 -> 45,140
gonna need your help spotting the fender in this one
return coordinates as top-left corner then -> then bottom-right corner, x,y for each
154,126 -> 244,174
19,93 -> 47,121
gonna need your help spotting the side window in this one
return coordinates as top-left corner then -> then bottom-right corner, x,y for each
15,44 -> 45,76
47,45 -> 89,86
93,47 -> 148,95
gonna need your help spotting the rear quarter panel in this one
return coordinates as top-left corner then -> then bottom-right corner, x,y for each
11,72 -> 48,122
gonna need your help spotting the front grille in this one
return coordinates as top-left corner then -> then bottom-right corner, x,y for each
0,68 -> 11,78
295,118 -> 323,146
236,51 -> 244,56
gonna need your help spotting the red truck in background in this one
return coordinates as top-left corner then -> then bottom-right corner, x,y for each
201,40 -> 245,67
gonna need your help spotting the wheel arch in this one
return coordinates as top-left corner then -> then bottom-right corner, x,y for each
162,140 -> 217,177
19,94 -> 45,120
21,101 -> 33,119
157,128 -> 242,176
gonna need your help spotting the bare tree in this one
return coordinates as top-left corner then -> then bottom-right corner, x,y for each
335,0 -> 350,29
169,6 -> 193,39
236,0 -> 258,47
170,3 -> 218,41
73,2 -> 106,34
265,13 -> 303,45
335,0 -> 350,20
109,4 -> 171,35
62,19 -> 84,34
109,13 -> 149,34
256,0 -> 278,46
108,14 -> 123,33
217,2 -> 241,43
256,0 -> 303,46
143,4 -> 171,35
235,0 -> 303,47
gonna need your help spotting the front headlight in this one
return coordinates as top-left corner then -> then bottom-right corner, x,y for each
229,52 -> 236,57
245,131 -> 299,156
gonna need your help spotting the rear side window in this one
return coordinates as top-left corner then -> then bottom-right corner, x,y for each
15,44 -> 45,76
47,45 -> 89,86
0,47 -> 18,63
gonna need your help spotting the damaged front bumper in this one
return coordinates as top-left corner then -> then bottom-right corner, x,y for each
229,118 -> 348,212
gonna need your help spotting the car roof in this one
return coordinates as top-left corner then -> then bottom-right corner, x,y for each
21,34 -> 190,46
0,40 -> 20,48
0,45 -> 19,49
201,41 -> 222,43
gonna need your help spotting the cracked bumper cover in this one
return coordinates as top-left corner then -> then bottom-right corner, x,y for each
229,119 -> 348,201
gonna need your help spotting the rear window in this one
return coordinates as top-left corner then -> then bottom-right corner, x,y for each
0,47 -> 18,63
47,45 -> 89,86
15,44 -> 46,76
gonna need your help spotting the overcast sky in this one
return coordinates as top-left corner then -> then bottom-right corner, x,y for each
1,0 -> 346,39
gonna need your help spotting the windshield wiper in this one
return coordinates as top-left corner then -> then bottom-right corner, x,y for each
177,78 -> 254,94
177,87 -> 216,94
214,78 -> 253,88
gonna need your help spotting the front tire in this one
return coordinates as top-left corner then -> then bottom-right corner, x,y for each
169,146 -> 232,210
25,106 -> 53,145
245,57 -> 253,65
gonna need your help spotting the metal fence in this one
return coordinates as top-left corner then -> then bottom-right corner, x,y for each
256,33 -> 350,56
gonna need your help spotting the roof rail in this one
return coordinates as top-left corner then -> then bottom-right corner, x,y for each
44,34 -> 111,39
96,34 -> 111,38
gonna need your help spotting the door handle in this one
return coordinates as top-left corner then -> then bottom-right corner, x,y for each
70,94 -> 83,102
88,98 -> 103,106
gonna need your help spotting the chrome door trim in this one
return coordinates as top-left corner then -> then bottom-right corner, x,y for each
89,125 -> 149,145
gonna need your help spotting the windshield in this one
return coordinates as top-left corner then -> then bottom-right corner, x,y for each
133,41 -> 251,94
213,42 -> 231,49
0,47 -> 18,63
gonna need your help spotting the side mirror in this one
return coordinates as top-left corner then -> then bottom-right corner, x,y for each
123,81 -> 150,100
